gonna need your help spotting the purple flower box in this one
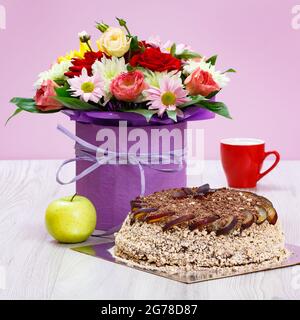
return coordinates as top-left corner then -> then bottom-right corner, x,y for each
59,106 -> 214,230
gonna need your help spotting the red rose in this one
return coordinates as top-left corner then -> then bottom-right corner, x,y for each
65,51 -> 104,78
130,47 -> 181,72
123,41 -> 152,63
137,41 -> 153,51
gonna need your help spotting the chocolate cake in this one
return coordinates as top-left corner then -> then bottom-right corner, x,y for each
114,185 -> 289,273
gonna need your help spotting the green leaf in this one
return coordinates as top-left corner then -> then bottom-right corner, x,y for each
205,90 -> 220,99
10,97 -> 35,105
197,100 -> 232,119
170,43 -> 176,56
180,95 -> 207,108
206,55 -> 218,65
55,83 -> 71,98
54,79 -> 67,86
130,35 -> 139,52
5,108 -> 22,125
167,110 -> 177,122
175,50 -> 201,60
127,64 -> 134,71
10,97 -> 40,113
130,36 -> 139,50
126,109 -> 156,122
222,68 -> 237,74
53,96 -> 99,110
10,97 -> 61,114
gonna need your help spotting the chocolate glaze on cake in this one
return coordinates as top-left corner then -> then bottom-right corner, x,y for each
129,186 -> 278,234
115,185 -> 288,273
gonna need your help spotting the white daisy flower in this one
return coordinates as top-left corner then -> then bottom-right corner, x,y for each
147,35 -> 162,48
162,40 -> 192,55
146,36 -> 192,55
145,74 -> 189,117
68,68 -> 105,103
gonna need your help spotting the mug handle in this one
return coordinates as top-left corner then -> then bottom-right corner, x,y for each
258,151 -> 280,181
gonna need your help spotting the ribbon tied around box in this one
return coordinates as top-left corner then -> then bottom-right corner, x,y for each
56,124 -> 187,197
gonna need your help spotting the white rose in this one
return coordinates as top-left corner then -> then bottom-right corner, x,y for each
97,27 -> 131,57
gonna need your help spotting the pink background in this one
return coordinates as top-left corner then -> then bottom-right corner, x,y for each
1,0 -> 299,160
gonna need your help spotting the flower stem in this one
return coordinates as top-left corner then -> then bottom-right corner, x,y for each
86,41 -> 93,52
124,25 -> 131,37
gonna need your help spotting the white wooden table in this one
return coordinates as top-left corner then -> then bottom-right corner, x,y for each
0,160 -> 299,300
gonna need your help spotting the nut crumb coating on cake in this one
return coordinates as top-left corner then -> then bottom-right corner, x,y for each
114,186 -> 290,272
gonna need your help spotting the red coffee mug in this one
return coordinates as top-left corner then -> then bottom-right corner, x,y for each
220,138 -> 280,188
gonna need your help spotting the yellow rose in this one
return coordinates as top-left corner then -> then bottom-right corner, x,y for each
97,27 -> 131,57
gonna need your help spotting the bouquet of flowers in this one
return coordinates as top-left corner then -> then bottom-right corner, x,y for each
8,18 -> 235,123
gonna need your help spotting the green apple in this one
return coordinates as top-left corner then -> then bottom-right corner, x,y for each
45,194 -> 97,243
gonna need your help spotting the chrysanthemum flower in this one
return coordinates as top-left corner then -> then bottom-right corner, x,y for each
34,61 -> 72,89
92,56 -> 127,102
68,68 -> 104,103
145,75 -> 189,117
57,42 -> 91,64
144,70 -> 181,88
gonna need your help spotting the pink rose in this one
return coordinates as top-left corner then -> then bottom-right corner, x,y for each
34,80 -> 63,111
110,71 -> 148,102
184,67 -> 220,97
